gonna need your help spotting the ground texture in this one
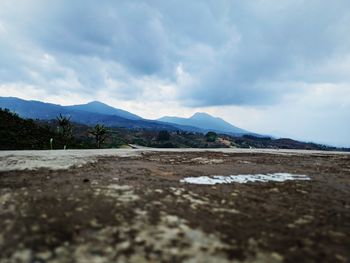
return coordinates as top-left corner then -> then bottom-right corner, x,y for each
0,149 -> 349,263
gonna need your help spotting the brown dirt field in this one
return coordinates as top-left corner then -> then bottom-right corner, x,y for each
0,150 -> 349,263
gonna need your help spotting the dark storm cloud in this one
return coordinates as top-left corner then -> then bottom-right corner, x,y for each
180,0 -> 350,106
0,0 -> 350,105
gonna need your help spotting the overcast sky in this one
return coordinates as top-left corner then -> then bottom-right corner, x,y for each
0,0 -> 349,147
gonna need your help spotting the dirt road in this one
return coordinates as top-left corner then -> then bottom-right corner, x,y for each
0,149 -> 349,262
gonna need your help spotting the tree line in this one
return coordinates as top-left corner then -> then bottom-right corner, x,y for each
0,108 -> 109,150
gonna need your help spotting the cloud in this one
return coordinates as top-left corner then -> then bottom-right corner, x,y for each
178,0 -> 350,106
207,83 -> 350,147
1,0 -> 350,104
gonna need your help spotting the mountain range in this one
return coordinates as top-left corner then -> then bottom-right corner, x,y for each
66,101 -> 142,120
0,97 -> 252,136
158,113 -> 249,135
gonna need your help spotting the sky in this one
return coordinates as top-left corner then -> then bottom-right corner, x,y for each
0,0 -> 349,147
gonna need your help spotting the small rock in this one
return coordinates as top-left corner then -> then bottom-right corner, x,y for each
90,219 -> 102,228
296,189 -> 308,194
12,249 -> 32,262
294,215 -> 314,225
36,251 -> 52,260
329,231 -> 346,239
135,236 -> 144,244
117,241 -> 131,251
335,254 -> 347,262
164,215 -> 180,227
55,246 -> 69,257
31,225 -> 40,232
40,214 -> 47,219
271,252 -> 284,262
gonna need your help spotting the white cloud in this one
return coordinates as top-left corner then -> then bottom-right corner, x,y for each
0,22 -> 6,34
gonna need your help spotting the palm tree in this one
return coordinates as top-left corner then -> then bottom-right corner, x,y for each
56,114 -> 73,149
90,124 -> 108,149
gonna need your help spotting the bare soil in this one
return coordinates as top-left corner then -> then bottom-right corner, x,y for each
0,150 -> 350,263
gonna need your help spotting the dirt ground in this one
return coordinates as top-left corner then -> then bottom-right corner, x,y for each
0,149 -> 349,263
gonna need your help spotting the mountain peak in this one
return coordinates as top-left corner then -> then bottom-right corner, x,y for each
67,101 -> 142,120
191,112 -> 214,119
158,112 -> 250,135
86,100 -> 106,106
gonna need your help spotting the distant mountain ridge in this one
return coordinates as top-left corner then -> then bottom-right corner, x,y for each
0,97 -> 253,136
0,97 -> 176,130
66,101 -> 142,120
158,112 -> 251,135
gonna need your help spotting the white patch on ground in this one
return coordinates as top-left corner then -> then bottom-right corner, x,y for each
94,184 -> 139,202
0,192 -> 16,215
190,157 -> 224,164
34,209 -> 282,263
127,211 -> 232,262
288,215 -> 315,228
0,192 -> 12,205
169,187 -> 240,214
180,173 -> 311,185
8,249 -> 32,263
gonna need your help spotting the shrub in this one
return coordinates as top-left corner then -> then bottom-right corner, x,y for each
205,131 -> 217,142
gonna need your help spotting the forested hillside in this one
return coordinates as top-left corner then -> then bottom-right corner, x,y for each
0,108 -> 91,150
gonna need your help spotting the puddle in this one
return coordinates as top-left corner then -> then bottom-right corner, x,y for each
180,173 -> 311,185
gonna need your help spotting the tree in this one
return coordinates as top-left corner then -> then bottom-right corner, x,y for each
90,124 -> 108,149
205,131 -> 217,142
0,109 -> 69,150
56,114 -> 73,149
156,130 -> 170,141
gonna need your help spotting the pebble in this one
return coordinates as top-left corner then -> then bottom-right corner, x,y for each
36,251 -> 52,260
117,241 -> 131,251
335,254 -> 347,262
31,225 -> 40,232
40,214 -> 47,219
12,249 -> 32,262
90,219 -> 102,228
271,252 -> 284,262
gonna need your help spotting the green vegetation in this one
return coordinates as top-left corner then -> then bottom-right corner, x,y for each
89,124 -> 108,149
205,131 -> 218,142
0,108 -> 66,150
0,108 -> 346,151
56,114 -> 73,149
0,108 -> 97,150
156,130 -> 170,141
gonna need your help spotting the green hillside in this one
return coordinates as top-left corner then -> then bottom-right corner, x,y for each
0,108 -> 87,150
